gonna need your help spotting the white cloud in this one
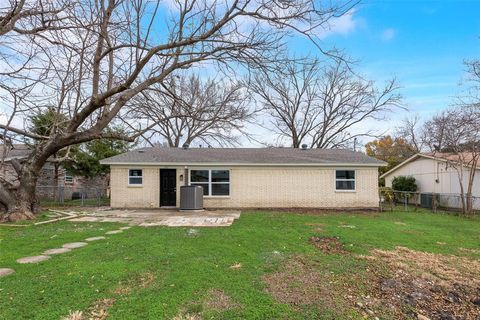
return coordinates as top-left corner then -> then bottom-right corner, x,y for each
316,9 -> 361,39
381,28 -> 396,41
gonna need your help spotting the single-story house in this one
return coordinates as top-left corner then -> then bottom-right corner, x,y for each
0,144 -> 108,200
100,147 -> 385,210
381,152 -> 480,208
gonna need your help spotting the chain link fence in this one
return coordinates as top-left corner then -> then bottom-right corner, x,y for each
380,190 -> 480,215
37,186 -> 110,207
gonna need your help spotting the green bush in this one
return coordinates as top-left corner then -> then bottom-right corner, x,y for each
392,176 -> 417,192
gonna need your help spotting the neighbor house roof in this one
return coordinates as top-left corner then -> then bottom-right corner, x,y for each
380,152 -> 480,179
100,147 -> 385,167
0,144 -> 32,161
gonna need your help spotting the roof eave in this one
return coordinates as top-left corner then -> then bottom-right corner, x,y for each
99,161 -> 384,167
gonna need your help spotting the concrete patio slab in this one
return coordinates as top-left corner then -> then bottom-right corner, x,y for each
17,255 -> 51,264
69,209 -> 241,227
0,268 -> 15,277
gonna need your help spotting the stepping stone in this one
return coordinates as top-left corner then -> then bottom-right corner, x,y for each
105,230 -> 123,235
43,248 -> 71,255
16,255 -> 51,264
62,242 -> 88,249
85,236 -> 106,242
119,226 -> 131,230
0,268 -> 15,277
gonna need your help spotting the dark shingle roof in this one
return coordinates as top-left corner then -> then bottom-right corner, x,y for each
0,144 -> 31,160
100,147 -> 384,166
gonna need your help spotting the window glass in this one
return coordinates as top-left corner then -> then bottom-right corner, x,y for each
65,173 -> 73,183
211,170 -> 230,182
190,169 -> 230,196
195,183 -> 210,195
212,184 -> 229,196
336,180 -> 355,190
336,170 -> 355,180
129,169 -> 143,185
129,169 -> 142,177
190,170 -> 209,182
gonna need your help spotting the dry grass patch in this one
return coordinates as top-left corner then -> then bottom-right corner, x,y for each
369,246 -> 480,288
138,272 -> 156,288
62,298 -> 116,320
203,289 -> 238,311
112,271 -> 156,296
359,246 -> 480,319
263,255 -> 357,318
309,236 -> 348,254
172,310 -> 202,320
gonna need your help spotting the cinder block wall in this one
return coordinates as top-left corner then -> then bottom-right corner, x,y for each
110,166 -> 379,209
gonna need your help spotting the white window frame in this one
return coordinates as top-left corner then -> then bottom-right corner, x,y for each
128,168 -> 143,186
335,169 -> 356,192
189,169 -> 230,197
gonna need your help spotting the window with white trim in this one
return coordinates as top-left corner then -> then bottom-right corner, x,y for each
65,172 -> 73,184
335,170 -> 355,191
128,169 -> 143,185
190,169 -> 230,196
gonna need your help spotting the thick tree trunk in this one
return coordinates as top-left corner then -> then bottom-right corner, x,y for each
0,167 -> 40,222
0,147 -> 52,222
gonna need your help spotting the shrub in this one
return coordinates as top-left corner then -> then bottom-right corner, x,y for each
392,176 -> 417,192
379,187 -> 394,202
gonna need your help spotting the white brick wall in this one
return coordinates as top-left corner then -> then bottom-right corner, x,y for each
110,166 -> 379,209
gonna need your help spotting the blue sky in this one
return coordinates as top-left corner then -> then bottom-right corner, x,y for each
241,0 -> 480,146
293,0 -> 480,128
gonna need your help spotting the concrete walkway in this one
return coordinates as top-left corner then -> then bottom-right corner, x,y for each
69,209 -> 241,227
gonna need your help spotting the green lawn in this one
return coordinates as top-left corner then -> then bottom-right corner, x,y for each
0,210 -> 479,319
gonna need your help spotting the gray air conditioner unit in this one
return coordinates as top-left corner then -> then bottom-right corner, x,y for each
180,185 -> 204,211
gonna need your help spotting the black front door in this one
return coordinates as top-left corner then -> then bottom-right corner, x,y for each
160,169 -> 176,207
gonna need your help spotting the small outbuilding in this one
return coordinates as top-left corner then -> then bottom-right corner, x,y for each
100,147 -> 385,210
381,153 -> 480,197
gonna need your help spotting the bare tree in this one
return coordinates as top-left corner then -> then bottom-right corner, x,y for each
251,58 -> 402,148
424,107 -> 480,215
0,0 -> 71,36
396,115 -> 424,153
0,0 -> 356,221
132,74 -> 253,147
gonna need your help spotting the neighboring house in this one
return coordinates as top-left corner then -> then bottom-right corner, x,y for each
100,147 -> 385,209
381,153 -> 480,208
0,144 -> 108,200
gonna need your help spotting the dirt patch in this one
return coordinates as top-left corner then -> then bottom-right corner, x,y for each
360,246 -> 480,319
264,257 -> 331,307
203,289 -> 237,311
309,236 -> 347,254
370,246 -> 480,288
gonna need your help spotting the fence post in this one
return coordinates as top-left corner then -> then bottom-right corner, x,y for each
404,193 -> 407,211
81,189 -> 85,206
60,187 -> 64,204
